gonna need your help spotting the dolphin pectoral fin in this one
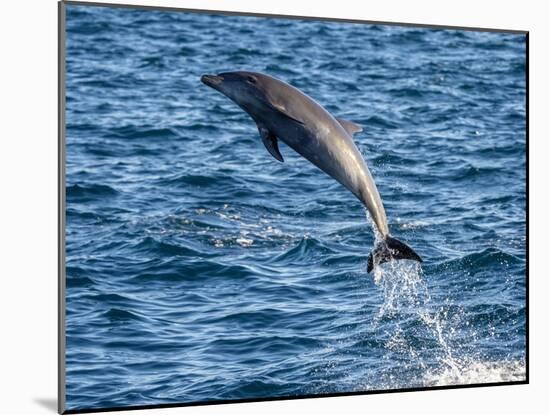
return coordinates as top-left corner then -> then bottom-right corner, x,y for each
336,118 -> 363,136
258,126 -> 284,162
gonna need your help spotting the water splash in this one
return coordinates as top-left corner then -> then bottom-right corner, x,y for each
373,260 -> 427,318
371,259 -> 525,387
362,207 -> 525,387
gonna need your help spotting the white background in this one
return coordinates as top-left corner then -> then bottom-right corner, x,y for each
0,0 -> 546,414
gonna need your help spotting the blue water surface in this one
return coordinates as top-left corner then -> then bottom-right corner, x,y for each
64,4 -> 526,411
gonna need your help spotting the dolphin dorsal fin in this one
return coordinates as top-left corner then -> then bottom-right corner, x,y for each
258,125 -> 284,162
336,118 -> 363,136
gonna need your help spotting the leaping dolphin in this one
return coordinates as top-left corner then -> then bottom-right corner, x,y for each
201,71 -> 422,272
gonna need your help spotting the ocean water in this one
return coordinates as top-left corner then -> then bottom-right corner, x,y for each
63,4 -> 527,411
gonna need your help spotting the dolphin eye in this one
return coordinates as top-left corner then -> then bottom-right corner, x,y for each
246,76 -> 257,84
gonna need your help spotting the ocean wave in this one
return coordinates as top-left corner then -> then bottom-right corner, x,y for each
138,56 -> 166,69
387,87 -> 426,99
69,20 -> 112,35
66,275 -> 95,288
102,308 -> 144,322
83,293 -> 132,304
371,152 -> 415,166
428,248 -> 522,275
458,164 -> 503,179
160,173 -> 244,188
105,126 -> 179,140
130,260 -> 254,283
67,183 -> 119,202
271,236 -> 335,264
132,236 -> 202,257
364,115 -> 399,129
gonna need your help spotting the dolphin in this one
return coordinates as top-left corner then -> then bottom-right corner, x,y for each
201,71 -> 422,272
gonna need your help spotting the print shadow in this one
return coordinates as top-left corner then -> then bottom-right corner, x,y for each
34,398 -> 57,412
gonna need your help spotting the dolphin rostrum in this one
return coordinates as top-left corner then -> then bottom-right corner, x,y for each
201,71 -> 422,272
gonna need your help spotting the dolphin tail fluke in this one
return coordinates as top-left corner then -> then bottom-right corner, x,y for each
367,235 -> 422,273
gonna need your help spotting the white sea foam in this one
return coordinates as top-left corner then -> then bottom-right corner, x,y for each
423,359 -> 526,386
397,220 -> 430,230
236,231 -> 254,247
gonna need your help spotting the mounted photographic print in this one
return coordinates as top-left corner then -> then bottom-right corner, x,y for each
58,1 -> 528,413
